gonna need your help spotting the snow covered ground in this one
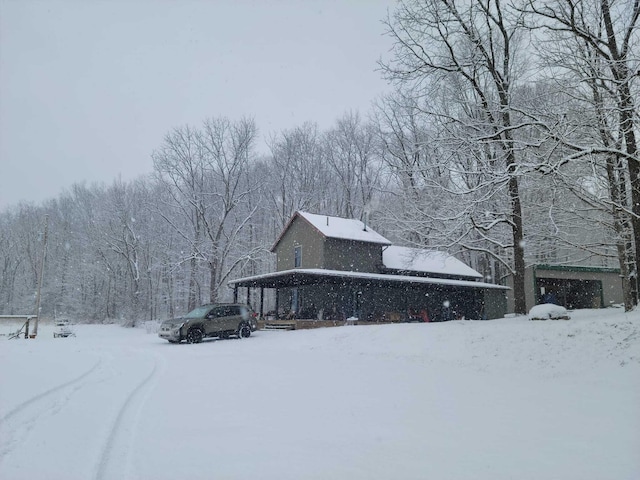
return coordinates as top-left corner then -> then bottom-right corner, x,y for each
1,308 -> 638,480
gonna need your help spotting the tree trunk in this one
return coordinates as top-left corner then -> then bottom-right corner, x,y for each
605,153 -> 636,310
209,258 -> 218,303
510,176 -> 527,314
188,255 -> 197,311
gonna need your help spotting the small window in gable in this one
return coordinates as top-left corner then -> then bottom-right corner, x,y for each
294,245 -> 302,268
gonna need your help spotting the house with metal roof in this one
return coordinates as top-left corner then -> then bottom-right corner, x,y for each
229,211 -> 508,325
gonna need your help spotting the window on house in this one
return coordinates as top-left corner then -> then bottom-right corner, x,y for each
294,245 -> 302,268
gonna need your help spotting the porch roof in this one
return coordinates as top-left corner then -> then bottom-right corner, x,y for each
229,268 -> 509,290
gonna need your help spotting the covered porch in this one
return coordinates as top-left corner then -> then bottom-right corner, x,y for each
229,268 -> 508,326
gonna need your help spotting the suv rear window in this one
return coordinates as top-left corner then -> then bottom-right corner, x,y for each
215,306 -> 240,317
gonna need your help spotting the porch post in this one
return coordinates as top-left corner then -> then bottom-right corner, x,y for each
260,287 -> 265,318
247,287 -> 252,307
275,288 -> 280,319
233,285 -> 238,303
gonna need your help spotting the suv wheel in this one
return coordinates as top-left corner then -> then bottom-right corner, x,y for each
237,323 -> 251,339
186,327 -> 204,344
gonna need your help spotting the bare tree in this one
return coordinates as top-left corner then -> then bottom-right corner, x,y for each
0,209 -> 25,314
381,0 -> 531,312
373,91 -> 432,204
265,122 -> 332,228
525,0 -> 640,308
197,117 -> 260,302
152,117 -> 259,306
99,179 -> 155,324
152,125 -> 204,310
323,111 -> 384,220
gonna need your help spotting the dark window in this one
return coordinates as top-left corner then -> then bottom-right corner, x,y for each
294,245 -> 302,268
217,306 -> 235,317
211,306 -> 233,317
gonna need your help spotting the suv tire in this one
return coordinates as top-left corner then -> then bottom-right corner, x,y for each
186,327 -> 204,344
237,323 -> 251,339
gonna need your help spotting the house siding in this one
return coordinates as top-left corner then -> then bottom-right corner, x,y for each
484,288 -> 508,320
274,216 -> 384,273
274,217 -> 325,271
324,238 -> 383,272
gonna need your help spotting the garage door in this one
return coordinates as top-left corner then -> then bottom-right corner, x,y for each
536,277 -> 603,309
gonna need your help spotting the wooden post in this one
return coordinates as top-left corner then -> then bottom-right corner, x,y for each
259,287 -> 264,318
233,285 -> 238,303
247,287 -> 252,307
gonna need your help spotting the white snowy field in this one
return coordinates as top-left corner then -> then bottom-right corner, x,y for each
1,309 -> 639,480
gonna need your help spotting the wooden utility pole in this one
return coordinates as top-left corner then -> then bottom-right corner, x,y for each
33,214 -> 49,337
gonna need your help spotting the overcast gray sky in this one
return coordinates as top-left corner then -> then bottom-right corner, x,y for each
0,0 -> 395,210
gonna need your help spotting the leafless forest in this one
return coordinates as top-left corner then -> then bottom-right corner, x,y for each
1,0 -> 637,321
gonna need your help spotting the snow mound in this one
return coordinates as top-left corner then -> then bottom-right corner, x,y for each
529,303 -> 570,320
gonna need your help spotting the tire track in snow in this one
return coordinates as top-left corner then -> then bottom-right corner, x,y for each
0,359 -> 102,423
0,359 -> 102,460
94,353 -> 163,480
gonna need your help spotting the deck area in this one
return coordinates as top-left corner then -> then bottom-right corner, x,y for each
258,316 -> 421,331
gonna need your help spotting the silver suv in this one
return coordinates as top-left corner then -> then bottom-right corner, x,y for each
159,303 -> 257,344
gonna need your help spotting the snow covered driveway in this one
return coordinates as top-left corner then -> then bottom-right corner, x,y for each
1,309 -> 639,480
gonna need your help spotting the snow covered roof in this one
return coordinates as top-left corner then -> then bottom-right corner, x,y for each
383,246 -> 483,279
298,211 -> 391,244
229,268 -> 506,290
272,211 -> 391,251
